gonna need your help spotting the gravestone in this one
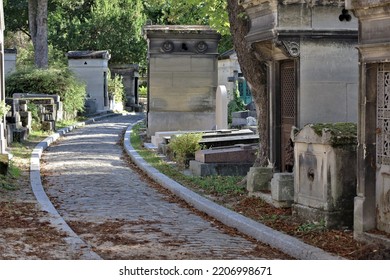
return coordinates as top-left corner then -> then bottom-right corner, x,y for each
216,85 -> 228,130
189,144 -> 257,176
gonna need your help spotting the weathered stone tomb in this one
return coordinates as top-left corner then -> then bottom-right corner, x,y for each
293,123 -> 357,228
144,25 -> 220,136
67,50 -> 111,114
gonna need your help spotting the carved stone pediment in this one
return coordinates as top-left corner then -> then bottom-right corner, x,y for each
275,40 -> 300,58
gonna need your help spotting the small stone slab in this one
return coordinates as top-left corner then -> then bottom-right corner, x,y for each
195,146 -> 257,163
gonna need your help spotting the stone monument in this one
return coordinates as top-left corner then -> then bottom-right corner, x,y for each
67,50 -> 111,114
144,25 -> 220,136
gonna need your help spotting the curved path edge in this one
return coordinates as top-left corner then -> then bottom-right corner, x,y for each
30,113 -> 121,260
124,122 -> 344,260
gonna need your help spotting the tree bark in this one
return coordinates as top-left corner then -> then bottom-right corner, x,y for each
226,0 -> 269,167
28,0 -> 48,68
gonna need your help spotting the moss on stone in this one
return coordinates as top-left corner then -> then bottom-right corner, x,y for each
309,122 -> 357,146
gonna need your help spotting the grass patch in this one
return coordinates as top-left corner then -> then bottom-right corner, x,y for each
9,143 -> 32,159
0,162 -> 21,191
130,123 -> 244,196
28,130 -> 51,141
56,117 -> 87,130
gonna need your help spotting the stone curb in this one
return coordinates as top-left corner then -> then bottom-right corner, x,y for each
124,122 -> 344,260
30,112 -> 120,260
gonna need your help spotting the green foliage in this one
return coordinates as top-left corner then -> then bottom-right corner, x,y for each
3,0 -> 29,35
5,0 -> 232,68
108,72 -> 125,104
130,123 -> 244,196
5,67 -> 87,117
48,0 -> 147,65
228,85 -> 246,124
168,133 -> 203,168
0,101 -> 11,118
0,161 -> 21,191
144,0 -> 232,52
310,123 -> 357,146
296,220 -> 326,233
187,175 -> 245,195
9,142 -> 31,159
27,103 -> 42,131
139,86 -> 147,98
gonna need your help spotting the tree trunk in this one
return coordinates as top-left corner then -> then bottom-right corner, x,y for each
28,0 -> 48,68
226,0 -> 269,167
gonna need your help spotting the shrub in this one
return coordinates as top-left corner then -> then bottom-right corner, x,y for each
168,133 -> 203,168
27,102 -> 41,131
108,72 -> 125,104
0,101 -> 11,118
5,67 -> 86,118
139,85 -> 147,98
228,85 -> 246,124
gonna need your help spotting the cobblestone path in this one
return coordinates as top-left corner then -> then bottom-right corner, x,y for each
41,114 -> 288,259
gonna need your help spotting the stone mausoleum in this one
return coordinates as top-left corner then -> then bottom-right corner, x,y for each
346,0 -> 390,238
144,25 -> 220,136
67,50 -> 111,114
241,0 -> 359,173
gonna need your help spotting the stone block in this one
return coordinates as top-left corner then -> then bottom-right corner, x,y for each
271,173 -> 294,204
43,113 -> 54,121
13,128 -> 28,142
232,111 -> 257,119
45,104 -> 55,113
6,112 -> 21,124
19,104 -> 28,112
6,124 -> 16,144
246,167 -> 273,193
42,121 -> 55,131
189,160 -> 253,177
20,111 -> 32,128
195,146 -> 256,163
292,203 -> 353,229
231,117 -> 247,127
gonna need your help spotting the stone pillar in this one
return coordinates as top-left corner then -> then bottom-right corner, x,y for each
144,25 -> 220,136
215,85 -> 228,130
67,51 -> 111,114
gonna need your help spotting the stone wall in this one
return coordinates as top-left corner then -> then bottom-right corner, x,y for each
299,38 -> 359,126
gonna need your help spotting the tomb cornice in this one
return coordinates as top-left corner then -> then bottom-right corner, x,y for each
143,25 -> 220,39
346,1 -> 390,20
67,50 -> 111,60
357,43 -> 390,63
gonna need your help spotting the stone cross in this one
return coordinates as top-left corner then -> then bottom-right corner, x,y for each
227,70 -> 239,95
